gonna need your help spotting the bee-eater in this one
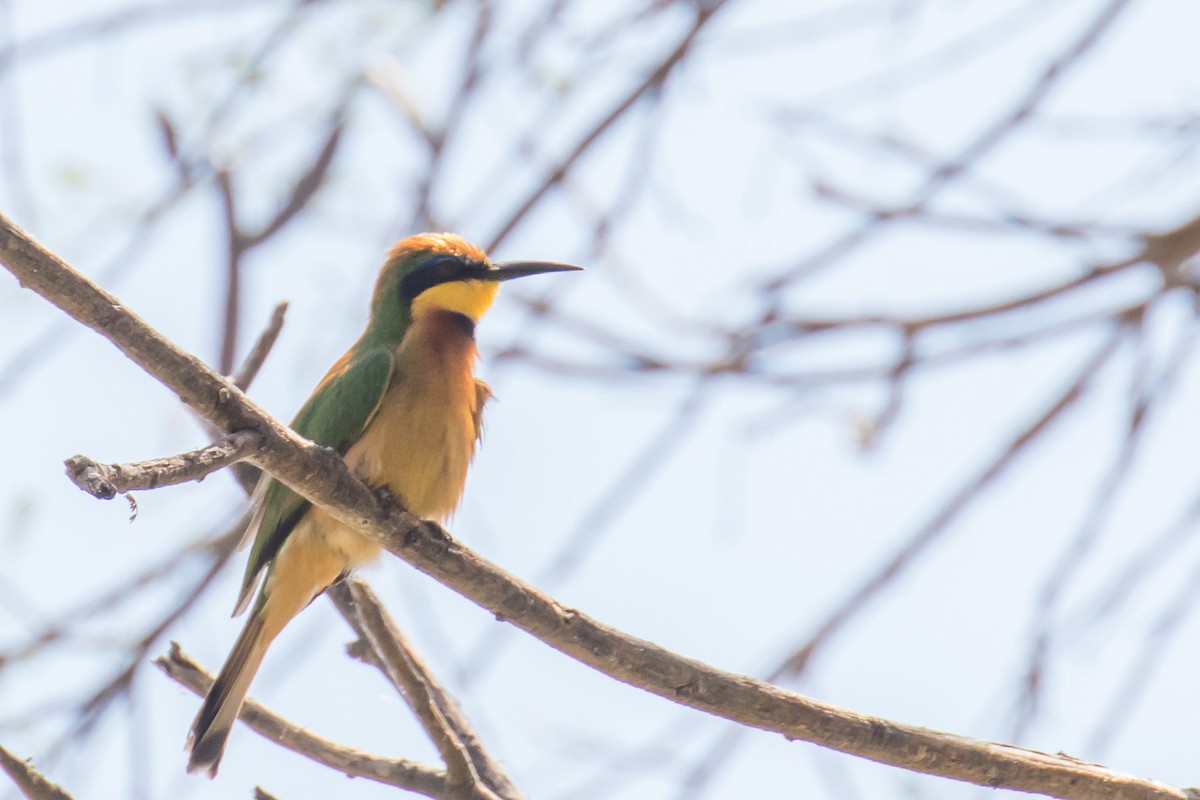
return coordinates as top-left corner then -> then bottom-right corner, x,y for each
187,233 -> 581,776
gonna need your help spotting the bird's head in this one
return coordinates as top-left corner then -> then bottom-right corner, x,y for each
365,233 -> 581,342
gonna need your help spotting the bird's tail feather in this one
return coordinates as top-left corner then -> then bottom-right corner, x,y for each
187,520 -> 347,777
186,609 -> 269,777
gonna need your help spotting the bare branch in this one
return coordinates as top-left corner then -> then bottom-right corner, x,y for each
775,325 -> 1127,680
0,746 -> 73,800
331,580 -> 518,800
459,381 -> 707,687
768,0 -> 1138,288
232,302 -> 288,392
0,525 -> 235,670
215,167 -> 243,376
64,430 -> 262,500
675,325 -> 1133,795
243,119 -> 345,249
483,0 -> 728,252
212,106 -> 344,375
155,644 -> 448,797
220,301 -> 288,493
1141,210 -> 1200,278
910,0 -> 1136,207
59,525 -> 239,746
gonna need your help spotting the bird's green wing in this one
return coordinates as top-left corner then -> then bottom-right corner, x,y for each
233,347 -> 395,614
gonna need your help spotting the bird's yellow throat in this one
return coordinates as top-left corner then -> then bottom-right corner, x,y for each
411,279 -> 499,322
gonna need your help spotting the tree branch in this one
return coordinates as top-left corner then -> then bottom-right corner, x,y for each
5,211 -> 1200,800
155,644 -> 448,797
64,430 -> 262,499
1141,210 -> 1200,279
483,0 -> 728,253
0,746 -> 73,800
224,301 -> 288,492
232,301 -> 287,392
331,580 -> 519,800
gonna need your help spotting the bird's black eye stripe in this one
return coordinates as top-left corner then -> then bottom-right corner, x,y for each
399,255 -> 481,300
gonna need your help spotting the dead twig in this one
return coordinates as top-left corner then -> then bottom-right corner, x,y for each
224,302 -> 288,491
215,113 -> 344,374
1141,210 -> 1200,279
483,0 -> 729,253
0,746 -> 73,800
232,302 -> 287,392
64,430 -> 262,500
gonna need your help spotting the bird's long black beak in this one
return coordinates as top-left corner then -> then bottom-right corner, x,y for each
485,261 -> 584,281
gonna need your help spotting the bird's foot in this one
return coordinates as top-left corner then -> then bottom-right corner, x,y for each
373,485 -> 405,513
314,444 -> 343,466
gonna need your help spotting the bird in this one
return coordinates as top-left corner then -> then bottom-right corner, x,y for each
187,232 -> 581,776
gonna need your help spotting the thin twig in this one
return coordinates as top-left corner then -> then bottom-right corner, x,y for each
195,300 -> 285,494
64,430 -> 262,500
232,302 -> 288,392
225,301 -> 288,491
0,525 -> 237,668
51,524 -> 240,750
242,120 -> 345,250
675,325 -> 1130,797
214,112 -> 345,374
0,746 -> 73,800
1141,209 -> 1200,278
768,0 -> 1137,288
909,0 -> 1135,208
215,168 -> 242,376
459,381 -> 707,687
483,0 -> 728,252
776,326 -> 1127,680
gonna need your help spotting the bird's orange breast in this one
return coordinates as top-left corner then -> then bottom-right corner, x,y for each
344,310 -> 483,522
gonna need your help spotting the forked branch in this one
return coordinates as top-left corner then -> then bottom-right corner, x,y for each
331,580 -> 519,800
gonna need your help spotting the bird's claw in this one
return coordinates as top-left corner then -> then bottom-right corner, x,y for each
373,485 -> 404,512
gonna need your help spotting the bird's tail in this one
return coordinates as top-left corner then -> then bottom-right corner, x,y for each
186,519 -> 349,777
186,605 -> 271,777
